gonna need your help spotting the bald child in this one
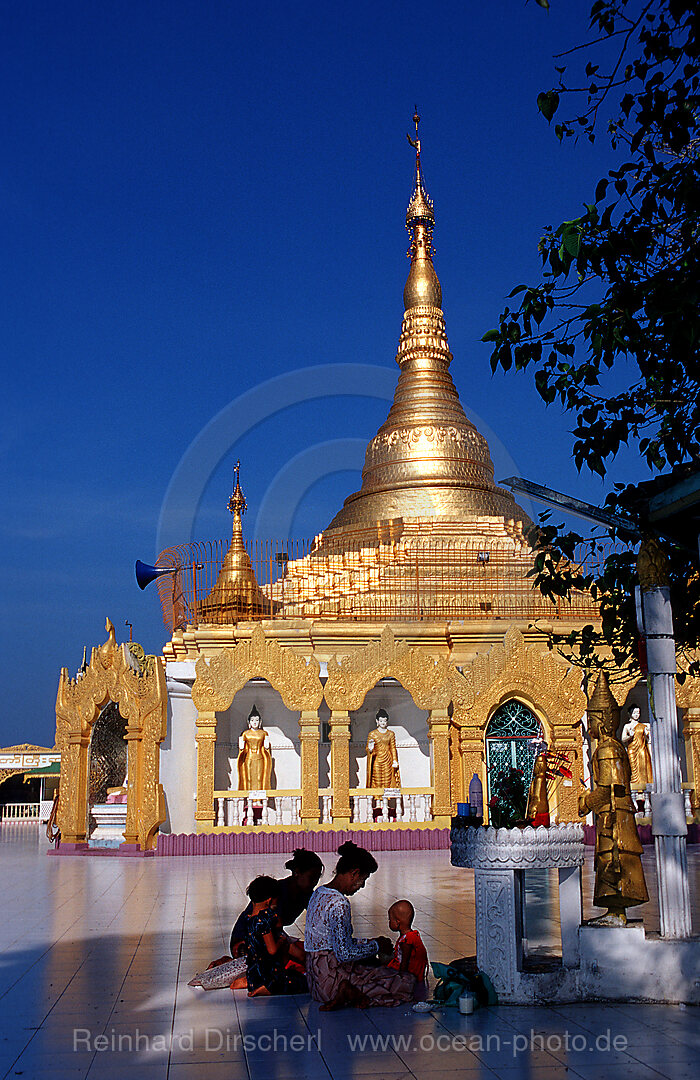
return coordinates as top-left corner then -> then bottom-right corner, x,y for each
387,900 -> 428,985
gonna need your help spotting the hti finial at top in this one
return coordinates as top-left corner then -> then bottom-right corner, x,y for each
407,106 -> 421,156
228,459 -> 247,517
405,108 -> 434,228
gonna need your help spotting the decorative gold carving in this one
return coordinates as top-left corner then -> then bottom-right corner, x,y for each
191,625 -> 323,828
54,618 -> 167,849
324,625 -> 453,711
299,711 -> 321,823
192,625 -> 323,713
329,711 -> 352,824
637,535 -> 670,589
452,628 -> 587,822
428,708 -> 452,819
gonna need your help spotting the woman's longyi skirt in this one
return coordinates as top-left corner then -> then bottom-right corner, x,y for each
306,950 -> 415,1007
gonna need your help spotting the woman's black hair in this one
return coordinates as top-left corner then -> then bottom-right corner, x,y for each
334,841 -> 378,876
246,875 -> 281,903
284,847 -> 324,875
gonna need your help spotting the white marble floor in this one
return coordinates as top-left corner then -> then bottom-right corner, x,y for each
0,823 -> 698,1080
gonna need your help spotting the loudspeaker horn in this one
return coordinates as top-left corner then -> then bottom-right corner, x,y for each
135,560 -> 178,590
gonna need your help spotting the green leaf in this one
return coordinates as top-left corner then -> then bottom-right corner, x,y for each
481,329 -> 500,343
563,229 -> 581,257
537,90 -> 560,122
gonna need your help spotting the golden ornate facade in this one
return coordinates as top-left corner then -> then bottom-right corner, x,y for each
54,619 -> 167,849
53,121 -> 700,846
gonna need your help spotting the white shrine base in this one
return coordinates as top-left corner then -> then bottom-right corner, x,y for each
89,804 -> 127,848
579,923 -> 700,1004
451,824 -> 700,1004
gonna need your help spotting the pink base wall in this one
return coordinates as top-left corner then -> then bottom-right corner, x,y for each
155,828 -> 451,856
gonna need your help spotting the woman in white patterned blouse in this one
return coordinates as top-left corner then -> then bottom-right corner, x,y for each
304,841 -> 417,1009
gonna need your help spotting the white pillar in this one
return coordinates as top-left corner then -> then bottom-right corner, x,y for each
162,664 -> 198,835
558,864 -> 582,968
636,579 -> 692,938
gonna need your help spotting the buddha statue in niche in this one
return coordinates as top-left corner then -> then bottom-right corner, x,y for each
366,708 -> 401,788
620,704 -> 653,788
236,705 -> 273,791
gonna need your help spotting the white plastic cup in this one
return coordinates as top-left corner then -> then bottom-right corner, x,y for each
458,992 -> 474,1015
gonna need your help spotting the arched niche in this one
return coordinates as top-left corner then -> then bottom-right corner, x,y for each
191,625 -> 324,827
484,698 -> 544,805
54,619 -> 167,850
87,701 -> 127,834
214,679 -> 302,791
324,626 -> 455,821
454,628 -> 587,823
348,679 -> 430,789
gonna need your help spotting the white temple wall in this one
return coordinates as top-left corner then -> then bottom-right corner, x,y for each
349,682 -> 430,788
161,663 -> 197,834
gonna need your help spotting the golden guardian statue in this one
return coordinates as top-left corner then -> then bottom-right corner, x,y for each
578,673 -> 648,925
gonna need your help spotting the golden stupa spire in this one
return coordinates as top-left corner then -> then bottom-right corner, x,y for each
404,109 -> 441,309
199,461 -> 272,621
326,116 -> 529,533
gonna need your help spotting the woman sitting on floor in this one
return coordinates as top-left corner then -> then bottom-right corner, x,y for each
304,841 -> 417,1009
244,876 -> 308,996
230,847 -> 323,959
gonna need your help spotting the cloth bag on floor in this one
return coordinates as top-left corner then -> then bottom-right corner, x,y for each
189,956 -> 247,990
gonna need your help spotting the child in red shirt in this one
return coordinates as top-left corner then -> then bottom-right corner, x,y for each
387,900 -> 428,991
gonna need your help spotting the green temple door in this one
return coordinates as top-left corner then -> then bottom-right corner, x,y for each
485,700 -> 543,807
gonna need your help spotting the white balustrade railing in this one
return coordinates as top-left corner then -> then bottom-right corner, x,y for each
350,790 -> 433,824
1,802 -> 40,821
213,790 -> 303,828
632,784 -> 695,823
682,785 -> 693,820
211,788 -> 436,828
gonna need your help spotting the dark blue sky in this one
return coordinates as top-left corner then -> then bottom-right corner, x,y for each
2,1 -> 639,746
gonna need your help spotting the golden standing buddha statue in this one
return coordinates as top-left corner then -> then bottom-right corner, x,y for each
525,747 -> 550,827
237,706 -> 272,792
620,705 -> 653,788
578,673 -> 649,925
366,709 -> 401,788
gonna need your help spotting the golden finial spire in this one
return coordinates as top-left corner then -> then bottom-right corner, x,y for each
403,109 -> 440,309
227,459 -> 247,519
406,108 -> 433,226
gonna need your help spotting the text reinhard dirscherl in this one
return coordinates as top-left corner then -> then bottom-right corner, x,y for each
72,1027 -> 629,1057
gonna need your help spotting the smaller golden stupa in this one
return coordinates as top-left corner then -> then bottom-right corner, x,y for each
198,462 -> 273,622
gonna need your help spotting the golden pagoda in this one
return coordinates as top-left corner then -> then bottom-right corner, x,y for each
328,112 -> 530,535
197,462 -> 273,622
53,117 -> 700,856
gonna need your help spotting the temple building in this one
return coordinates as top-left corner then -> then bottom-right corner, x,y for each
51,121 -> 700,852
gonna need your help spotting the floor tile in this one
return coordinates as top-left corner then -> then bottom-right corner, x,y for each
0,833 -> 698,1080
